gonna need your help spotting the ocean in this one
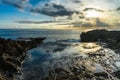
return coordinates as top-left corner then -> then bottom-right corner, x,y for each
0,29 -> 120,80
0,29 -> 81,40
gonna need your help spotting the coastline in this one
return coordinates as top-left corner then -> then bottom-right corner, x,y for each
0,29 -> 120,80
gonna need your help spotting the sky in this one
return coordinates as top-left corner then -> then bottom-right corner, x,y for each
0,0 -> 120,29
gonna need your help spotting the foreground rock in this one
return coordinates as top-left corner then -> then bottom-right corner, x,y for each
80,29 -> 120,53
80,29 -> 120,79
0,37 -> 45,80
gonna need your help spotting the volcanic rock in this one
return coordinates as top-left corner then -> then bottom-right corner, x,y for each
0,37 -> 45,80
80,29 -> 120,42
80,29 -> 120,53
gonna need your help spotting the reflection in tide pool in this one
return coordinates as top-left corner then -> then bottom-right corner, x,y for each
19,40 -> 120,80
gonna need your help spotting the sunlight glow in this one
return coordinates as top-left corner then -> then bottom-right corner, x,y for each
86,43 -> 95,48
76,43 -> 101,54
86,10 -> 100,18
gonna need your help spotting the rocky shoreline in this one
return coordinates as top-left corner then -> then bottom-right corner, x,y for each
0,37 -> 45,80
80,29 -> 120,53
1,29 -> 120,80
16,29 -> 120,80
35,29 -> 120,80
80,29 -> 120,79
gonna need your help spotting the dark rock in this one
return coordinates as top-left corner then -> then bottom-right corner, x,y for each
94,72 -> 108,78
80,29 -> 120,42
0,37 -> 45,80
80,29 -> 120,53
113,71 -> 120,79
88,53 -> 105,57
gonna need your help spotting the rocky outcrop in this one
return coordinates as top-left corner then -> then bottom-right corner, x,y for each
80,29 -> 120,79
0,37 -> 45,80
80,29 -> 120,53
80,29 -> 120,42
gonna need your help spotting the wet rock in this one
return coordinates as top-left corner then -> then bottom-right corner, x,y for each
94,72 -> 108,78
88,53 -> 105,57
80,29 -> 120,53
113,71 -> 120,79
82,61 -> 96,72
0,37 -> 45,80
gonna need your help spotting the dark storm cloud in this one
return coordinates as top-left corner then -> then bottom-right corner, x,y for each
30,3 -> 80,17
1,0 -> 29,9
83,8 -> 104,12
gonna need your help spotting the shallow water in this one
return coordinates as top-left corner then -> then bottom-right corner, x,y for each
18,41 -> 120,80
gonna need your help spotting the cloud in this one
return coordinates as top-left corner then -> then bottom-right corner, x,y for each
83,8 -> 104,12
0,0 -> 110,19
73,0 -> 81,3
67,12 -> 84,21
117,7 -> 120,11
30,3 -> 80,17
0,0 -> 83,20
109,7 -> 120,12
1,0 -> 30,9
15,20 -> 57,24
1,0 -> 119,28
16,20 -> 60,24
95,18 -> 110,27
72,18 -> 110,27
81,22 -> 93,27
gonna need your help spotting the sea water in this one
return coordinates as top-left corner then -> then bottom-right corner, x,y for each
0,29 -> 81,40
